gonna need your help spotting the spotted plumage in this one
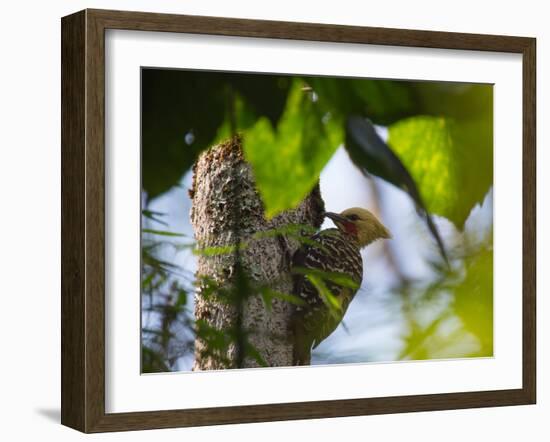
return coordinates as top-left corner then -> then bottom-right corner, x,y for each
291,208 -> 391,365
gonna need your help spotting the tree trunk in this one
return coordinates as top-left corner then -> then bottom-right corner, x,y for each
190,136 -> 324,370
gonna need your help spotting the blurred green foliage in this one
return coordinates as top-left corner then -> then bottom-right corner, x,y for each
399,246 -> 493,360
141,69 -> 494,370
142,70 -> 492,232
141,222 -> 195,372
454,248 -> 494,356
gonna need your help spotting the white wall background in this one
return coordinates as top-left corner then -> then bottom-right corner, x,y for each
0,0 -> 546,440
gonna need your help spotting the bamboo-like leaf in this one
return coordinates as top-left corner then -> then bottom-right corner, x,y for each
306,274 -> 342,319
293,266 -> 359,290
252,223 -> 317,240
142,209 -> 169,226
260,287 -> 306,312
193,244 -> 239,256
244,343 -> 269,367
142,228 -> 186,237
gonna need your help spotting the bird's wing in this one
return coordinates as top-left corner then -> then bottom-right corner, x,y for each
293,230 -> 362,349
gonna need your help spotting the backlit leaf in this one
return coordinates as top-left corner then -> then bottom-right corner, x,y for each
243,80 -> 343,218
388,111 -> 492,227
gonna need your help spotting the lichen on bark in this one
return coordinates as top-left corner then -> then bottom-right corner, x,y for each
190,136 -> 324,370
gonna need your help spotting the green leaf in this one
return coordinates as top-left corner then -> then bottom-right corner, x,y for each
195,319 -> 233,351
399,246 -> 493,360
141,209 -> 168,226
141,69 -> 227,199
251,223 -> 317,240
244,342 -> 269,367
259,288 -> 306,312
292,266 -> 359,290
243,80 -> 343,218
229,75 -> 291,127
454,249 -> 493,356
141,347 -> 170,373
305,274 -> 343,319
388,112 -> 492,227
142,228 -> 186,237
308,77 -> 417,126
141,271 -> 155,289
193,244 -> 238,257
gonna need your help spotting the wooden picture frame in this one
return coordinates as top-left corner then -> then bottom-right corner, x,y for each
61,8 -> 536,433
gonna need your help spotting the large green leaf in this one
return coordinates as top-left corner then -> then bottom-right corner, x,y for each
388,111 -> 492,227
141,70 -> 290,200
307,77 -> 417,126
243,80 -> 343,218
454,248 -> 493,356
141,69 -> 227,199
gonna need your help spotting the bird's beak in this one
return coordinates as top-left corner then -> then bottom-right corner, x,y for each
324,212 -> 348,224
380,225 -> 392,239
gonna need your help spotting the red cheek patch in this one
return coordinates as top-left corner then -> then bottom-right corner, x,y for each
343,221 -> 358,236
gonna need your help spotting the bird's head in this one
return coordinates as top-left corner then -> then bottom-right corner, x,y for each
325,207 -> 391,248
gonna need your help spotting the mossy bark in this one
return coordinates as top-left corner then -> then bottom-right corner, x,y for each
190,136 -> 324,369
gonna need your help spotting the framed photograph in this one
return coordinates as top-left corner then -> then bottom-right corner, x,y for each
61,9 -> 536,433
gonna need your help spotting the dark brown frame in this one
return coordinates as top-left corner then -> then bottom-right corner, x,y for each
61,8 -> 536,433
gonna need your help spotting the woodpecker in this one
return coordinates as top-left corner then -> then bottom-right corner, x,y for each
291,207 -> 391,365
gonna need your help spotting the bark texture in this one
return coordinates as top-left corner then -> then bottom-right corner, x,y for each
190,136 -> 324,370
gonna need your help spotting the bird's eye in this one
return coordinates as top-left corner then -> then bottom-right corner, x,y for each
347,214 -> 359,221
